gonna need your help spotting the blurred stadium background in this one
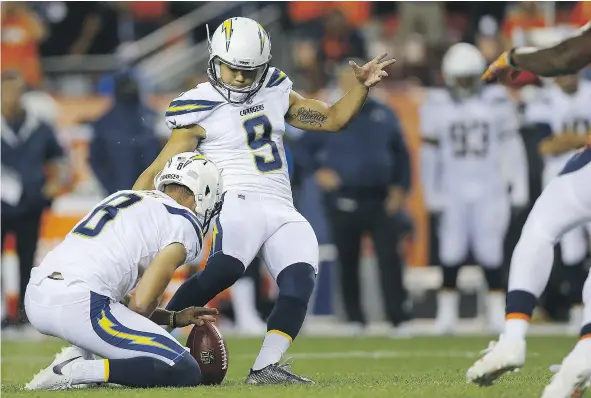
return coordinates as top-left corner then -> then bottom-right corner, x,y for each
2,0 -> 590,339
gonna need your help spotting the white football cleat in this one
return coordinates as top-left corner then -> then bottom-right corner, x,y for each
541,355 -> 591,398
466,338 -> 526,386
25,355 -> 84,390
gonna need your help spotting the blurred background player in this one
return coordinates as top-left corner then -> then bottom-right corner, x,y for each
420,43 -> 529,335
25,153 -> 221,390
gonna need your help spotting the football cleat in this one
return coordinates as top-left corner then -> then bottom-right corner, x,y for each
245,359 -> 314,385
466,338 -> 526,386
541,356 -> 591,398
25,355 -> 84,390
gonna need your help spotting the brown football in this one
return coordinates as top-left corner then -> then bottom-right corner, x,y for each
186,322 -> 229,385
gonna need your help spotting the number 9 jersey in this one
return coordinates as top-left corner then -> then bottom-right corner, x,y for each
29,190 -> 203,303
165,67 -> 293,202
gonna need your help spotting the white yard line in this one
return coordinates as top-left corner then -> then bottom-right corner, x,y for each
1,350 -> 539,363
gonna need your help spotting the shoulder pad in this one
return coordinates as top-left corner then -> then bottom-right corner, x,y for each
264,67 -> 292,90
482,84 -> 510,103
422,88 -> 450,107
165,85 -> 224,129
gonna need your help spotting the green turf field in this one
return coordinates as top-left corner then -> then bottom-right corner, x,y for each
1,336 -> 583,397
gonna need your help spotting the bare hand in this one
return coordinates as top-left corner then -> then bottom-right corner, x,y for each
350,53 -> 396,88
175,306 -> 219,328
385,186 -> 406,216
315,168 -> 341,192
42,182 -> 62,199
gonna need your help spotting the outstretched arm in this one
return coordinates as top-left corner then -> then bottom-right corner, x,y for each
285,54 -> 395,132
483,22 -> 591,80
133,126 -> 205,190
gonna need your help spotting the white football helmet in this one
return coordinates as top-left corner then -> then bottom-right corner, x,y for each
155,152 -> 223,231
442,43 -> 486,97
207,17 -> 272,104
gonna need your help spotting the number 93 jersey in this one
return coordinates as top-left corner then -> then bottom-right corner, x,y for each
29,190 -> 203,302
165,67 -> 293,202
420,85 -> 520,199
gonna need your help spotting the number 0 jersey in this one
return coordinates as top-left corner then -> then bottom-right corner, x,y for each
165,67 -> 293,202
30,190 -> 203,302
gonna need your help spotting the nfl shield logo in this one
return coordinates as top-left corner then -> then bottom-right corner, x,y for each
200,350 -> 216,365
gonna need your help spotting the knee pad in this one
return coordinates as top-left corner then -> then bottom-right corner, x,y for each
276,262 -> 316,305
168,352 -> 202,387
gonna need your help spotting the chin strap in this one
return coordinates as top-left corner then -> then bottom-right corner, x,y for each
202,201 -> 223,234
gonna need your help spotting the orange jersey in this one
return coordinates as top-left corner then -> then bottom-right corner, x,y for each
1,12 -> 42,87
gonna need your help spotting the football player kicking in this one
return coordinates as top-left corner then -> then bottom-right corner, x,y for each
25,154 -> 222,390
467,22 -> 591,398
133,17 -> 394,384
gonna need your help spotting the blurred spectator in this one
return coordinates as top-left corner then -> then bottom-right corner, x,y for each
88,74 -> 161,196
39,2 -> 119,56
1,72 -> 69,324
1,2 -> 46,88
396,2 -> 446,46
502,1 -> 548,49
127,1 -> 170,40
294,8 -> 367,92
321,9 -> 367,66
570,1 -> 591,27
295,60 -> 412,334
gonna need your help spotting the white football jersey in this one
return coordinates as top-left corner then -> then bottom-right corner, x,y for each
165,67 -> 293,201
524,80 -> 591,181
420,86 -> 527,203
31,190 -> 203,302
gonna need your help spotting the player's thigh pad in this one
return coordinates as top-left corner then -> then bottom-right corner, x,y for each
210,191 -> 268,266
471,195 -> 510,268
27,280 -> 187,366
559,225 -> 589,265
524,161 -> 591,244
262,221 -> 319,280
438,202 -> 470,266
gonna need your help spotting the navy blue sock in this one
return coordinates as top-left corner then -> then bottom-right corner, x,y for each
266,263 -> 315,340
483,267 -> 506,291
166,253 -> 244,311
563,262 -> 586,305
506,290 -> 538,320
441,266 -> 460,290
108,352 -> 201,387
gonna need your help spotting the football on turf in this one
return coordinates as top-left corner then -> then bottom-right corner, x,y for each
186,322 -> 229,385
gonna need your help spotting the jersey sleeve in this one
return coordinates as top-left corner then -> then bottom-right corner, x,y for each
165,87 -> 224,130
160,204 -> 204,264
264,67 -> 293,115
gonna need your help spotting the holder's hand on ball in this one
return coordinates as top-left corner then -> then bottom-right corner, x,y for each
176,306 -> 219,327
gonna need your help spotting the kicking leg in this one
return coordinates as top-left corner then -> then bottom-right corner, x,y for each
247,220 -> 318,384
467,155 -> 591,386
541,273 -> 591,398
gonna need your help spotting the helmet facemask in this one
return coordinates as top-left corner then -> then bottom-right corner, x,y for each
207,56 -> 269,104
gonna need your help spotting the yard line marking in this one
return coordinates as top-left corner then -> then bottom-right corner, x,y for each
1,350 -> 539,363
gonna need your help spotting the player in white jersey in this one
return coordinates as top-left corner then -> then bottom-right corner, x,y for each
420,43 -> 529,335
133,17 -> 394,384
24,153 -> 221,390
526,73 -> 591,331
